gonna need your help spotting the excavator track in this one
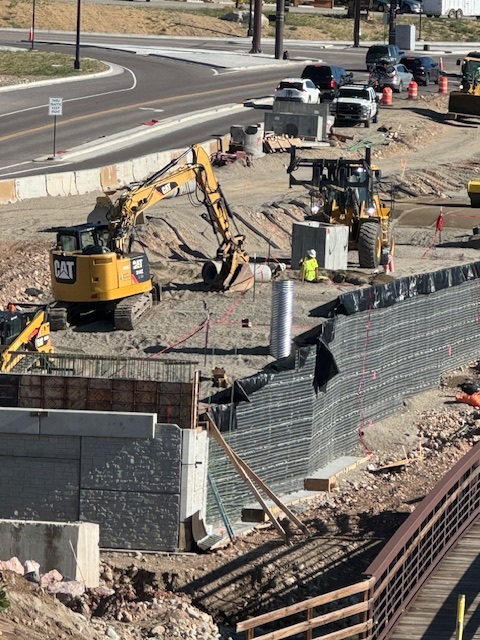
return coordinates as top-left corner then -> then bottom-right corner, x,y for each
49,305 -> 70,331
114,292 -> 153,331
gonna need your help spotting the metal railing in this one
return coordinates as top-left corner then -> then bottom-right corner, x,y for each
236,442 -> 480,639
6,350 -> 199,383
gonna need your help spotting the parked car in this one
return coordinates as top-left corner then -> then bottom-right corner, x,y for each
274,78 -> 321,103
400,55 -> 442,85
301,64 -> 354,101
374,62 -> 413,92
366,44 -> 405,71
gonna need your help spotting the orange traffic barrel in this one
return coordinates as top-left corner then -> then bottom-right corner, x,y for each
408,80 -> 418,99
439,75 -> 448,94
382,87 -> 393,106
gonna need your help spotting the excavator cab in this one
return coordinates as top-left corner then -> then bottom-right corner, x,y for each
55,223 -> 111,254
448,53 -> 480,118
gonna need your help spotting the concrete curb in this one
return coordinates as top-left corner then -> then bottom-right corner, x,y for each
0,134 -> 231,205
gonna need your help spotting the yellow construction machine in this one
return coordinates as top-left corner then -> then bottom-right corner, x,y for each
447,52 -> 480,119
49,145 -> 251,331
287,148 -> 393,268
0,307 -> 54,372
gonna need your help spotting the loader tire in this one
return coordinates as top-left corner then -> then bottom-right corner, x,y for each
358,221 -> 382,268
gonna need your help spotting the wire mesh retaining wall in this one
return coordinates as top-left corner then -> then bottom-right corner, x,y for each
7,351 -> 198,383
206,263 -> 480,530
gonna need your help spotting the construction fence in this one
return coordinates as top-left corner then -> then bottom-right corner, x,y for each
206,262 -> 480,530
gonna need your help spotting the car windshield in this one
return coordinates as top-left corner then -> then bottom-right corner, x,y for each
339,88 -> 370,99
278,81 -> 303,90
404,58 -> 423,68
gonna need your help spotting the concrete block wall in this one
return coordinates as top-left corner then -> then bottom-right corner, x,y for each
0,410 -> 209,551
0,135 -> 230,204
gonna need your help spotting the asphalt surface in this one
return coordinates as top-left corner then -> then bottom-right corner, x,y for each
0,32 -> 478,178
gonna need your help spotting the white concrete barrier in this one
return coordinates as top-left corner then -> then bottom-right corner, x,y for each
0,136 -> 231,204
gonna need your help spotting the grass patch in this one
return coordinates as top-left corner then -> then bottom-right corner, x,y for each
0,51 -> 106,77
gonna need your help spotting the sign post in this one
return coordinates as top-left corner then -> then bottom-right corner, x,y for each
48,97 -> 63,158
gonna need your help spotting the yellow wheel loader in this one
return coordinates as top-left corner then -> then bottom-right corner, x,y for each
49,145 -> 252,331
287,148 -> 393,269
0,307 -> 54,372
447,52 -> 480,119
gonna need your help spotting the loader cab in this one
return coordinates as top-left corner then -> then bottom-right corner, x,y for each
0,312 -> 26,346
55,223 -> 111,254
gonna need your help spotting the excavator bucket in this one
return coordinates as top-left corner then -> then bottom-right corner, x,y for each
223,262 -> 255,292
448,91 -> 480,118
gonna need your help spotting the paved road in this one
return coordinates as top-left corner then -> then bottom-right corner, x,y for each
0,29 -> 468,179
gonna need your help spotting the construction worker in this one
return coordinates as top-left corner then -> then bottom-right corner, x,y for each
299,249 -> 319,282
6,302 -> 16,312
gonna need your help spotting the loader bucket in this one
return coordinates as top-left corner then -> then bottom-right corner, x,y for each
448,91 -> 480,118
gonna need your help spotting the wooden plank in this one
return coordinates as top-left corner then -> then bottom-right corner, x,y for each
206,415 -> 288,544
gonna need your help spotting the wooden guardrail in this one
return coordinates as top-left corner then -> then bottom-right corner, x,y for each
236,578 -> 374,639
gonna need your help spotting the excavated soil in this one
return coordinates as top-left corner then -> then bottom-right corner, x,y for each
2,21 -> 480,640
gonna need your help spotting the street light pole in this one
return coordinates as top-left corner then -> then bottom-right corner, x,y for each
74,0 -> 81,70
247,0 -> 253,37
30,0 -> 36,50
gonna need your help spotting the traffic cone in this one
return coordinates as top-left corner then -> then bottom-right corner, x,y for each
28,27 -> 33,41
439,57 -> 443,70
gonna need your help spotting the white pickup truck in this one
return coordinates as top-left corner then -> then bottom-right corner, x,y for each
331,84 -> 380,128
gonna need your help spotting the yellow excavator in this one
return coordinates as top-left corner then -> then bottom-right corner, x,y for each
447,52 -> 480,119
49,145 -> 252,331
0,307 -> 54,372
287,148 -> 393,268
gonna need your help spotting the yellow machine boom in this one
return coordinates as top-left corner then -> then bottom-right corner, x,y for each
0,308 -> 54,373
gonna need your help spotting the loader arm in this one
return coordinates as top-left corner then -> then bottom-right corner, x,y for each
0,309 -> 53,372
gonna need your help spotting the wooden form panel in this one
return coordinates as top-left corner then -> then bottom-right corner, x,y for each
15,375 -> 196,429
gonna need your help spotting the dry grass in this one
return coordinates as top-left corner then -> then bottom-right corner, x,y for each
1,0 -> 480,41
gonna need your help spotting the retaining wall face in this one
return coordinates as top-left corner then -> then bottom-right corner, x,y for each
80,424 -> 182,550
0,423 -> 184,551
206,277 -> 480,531
0,433 -> 80,520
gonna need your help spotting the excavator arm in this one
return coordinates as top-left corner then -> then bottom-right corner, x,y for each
105,144 -> 251,290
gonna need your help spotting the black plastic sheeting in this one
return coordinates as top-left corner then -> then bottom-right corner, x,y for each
205,263 -> 480,531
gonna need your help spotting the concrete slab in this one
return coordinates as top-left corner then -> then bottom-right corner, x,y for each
0,407 -> 39,434
0,520 -> 99,587
38,409 -> 156,438
305,456 -> 369,491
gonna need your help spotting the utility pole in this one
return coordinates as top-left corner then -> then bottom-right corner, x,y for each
388,0 -> 397,44
74,0 -> 82,69
353,0 -> 361,47
274,0 -> 285,60
250,0 -> 262,53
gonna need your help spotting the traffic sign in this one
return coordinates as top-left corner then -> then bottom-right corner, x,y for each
48,97 -> 63,117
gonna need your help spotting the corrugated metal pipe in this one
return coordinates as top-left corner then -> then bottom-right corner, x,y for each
270,280 -> 294,359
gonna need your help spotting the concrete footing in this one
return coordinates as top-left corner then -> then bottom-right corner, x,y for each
0,520 -> 99,587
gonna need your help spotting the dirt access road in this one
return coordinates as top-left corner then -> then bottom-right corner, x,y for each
1,23 -> 480,640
